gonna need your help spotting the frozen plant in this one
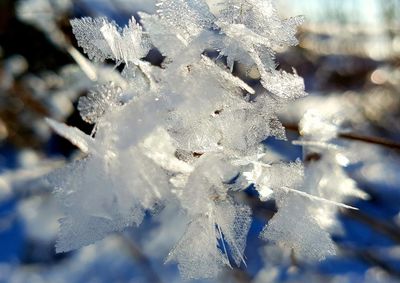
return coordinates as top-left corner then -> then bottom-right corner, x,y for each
258,110 -> 368,262
45,0 -> 365,280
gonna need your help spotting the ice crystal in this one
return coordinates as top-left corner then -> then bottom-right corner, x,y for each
298,110 -> 368,229
156,0 -> 215,43
256,110 -> 367,261
262,193 -> 337,261
70,16 -> 151,64
243,159 -> 304,201
77,82 -> 124,124
241,156 -> 337,261
166,153 -> 251,279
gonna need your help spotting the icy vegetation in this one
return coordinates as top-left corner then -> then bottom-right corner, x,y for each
43,0 -> 367,279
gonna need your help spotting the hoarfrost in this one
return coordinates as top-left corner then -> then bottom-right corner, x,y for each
45,118 -> 94,153
77,82 -> 124,124
156,0 -> 215,43
166,153 -> 251,279
42,0 -> 358,279
241,155 -> 337,261
70,16 -> 151,64
257,110 -> 367,261
262,194 -> 337,262
243,159 -> 304,201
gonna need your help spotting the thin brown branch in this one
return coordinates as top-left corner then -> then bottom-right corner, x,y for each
283,123 -> 400,150
341,208 -> 400,244
120,234 -> 163,283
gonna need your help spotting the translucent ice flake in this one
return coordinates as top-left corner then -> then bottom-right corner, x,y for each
70,16 -> 150,64
77,82 -> 124,124
214,0 -> 306,101
243,160 -> 304,201
216,0 -> 304,50
263,69 -> 307,100
45,118 -> 94,153
156,0 -> 215,43
261,194 -> 336,262
167,153 -> 251,279
48,147 -> 173,253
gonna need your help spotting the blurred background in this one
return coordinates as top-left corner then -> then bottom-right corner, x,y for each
0,0 -> 399,282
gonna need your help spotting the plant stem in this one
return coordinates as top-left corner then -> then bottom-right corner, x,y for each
283,123 -> 400,150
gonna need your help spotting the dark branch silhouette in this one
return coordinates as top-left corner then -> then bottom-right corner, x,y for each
283,123 -> 400,150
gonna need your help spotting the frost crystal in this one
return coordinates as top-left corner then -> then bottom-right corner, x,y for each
42,0 -> 353,279
166,154 -> 251,279
156,0 -> 215,43
77,82 -> 123,124
256,110 -> 367,261
70,16 -> 151,64
262,193 -> 337,261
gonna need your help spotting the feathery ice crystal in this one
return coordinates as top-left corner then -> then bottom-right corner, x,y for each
45,0 -> 365,279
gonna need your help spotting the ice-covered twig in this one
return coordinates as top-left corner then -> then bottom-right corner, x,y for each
45,118 -> 94,153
